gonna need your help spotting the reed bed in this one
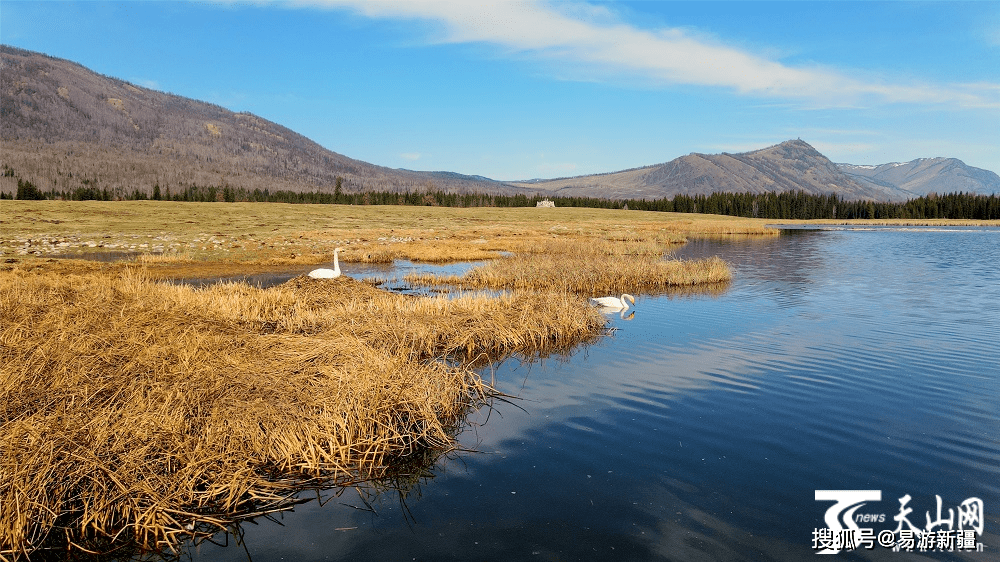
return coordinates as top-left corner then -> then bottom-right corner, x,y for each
0,265 -> 605,558
1,203 -> 754,558
509,235 -> 673,257
358,241 -> 502,264
133,252 -> 199,264
405,239 -> 732,295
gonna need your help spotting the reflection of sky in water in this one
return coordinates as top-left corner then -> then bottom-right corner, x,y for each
187,228 -> 1000,561
175,259 -> 487,296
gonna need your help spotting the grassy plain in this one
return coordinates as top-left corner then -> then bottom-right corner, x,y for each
0,200 -> 776,273
0,201 -> 776,558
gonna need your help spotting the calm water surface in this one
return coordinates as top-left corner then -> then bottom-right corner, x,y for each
173,259 -> 485,295
185,227 -> 999,561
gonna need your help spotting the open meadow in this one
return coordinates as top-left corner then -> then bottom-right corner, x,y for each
0,200 -> 777,271
0,201 -> 777,558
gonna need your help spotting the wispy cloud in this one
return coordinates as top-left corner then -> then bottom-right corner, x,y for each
282,0 -> 998,109
400,152 -> 422,161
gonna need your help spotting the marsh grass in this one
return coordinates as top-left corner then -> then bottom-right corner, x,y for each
2,201 -> 778,267
1,203 -> 763,558
0,264 -> 604,558
348,242 -> 502,264
405,238 -> 732,295
510,235 -> 670,257
133,252 -> 198,264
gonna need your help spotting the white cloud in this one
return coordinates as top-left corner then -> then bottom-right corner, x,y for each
400,152 -> 422,161
283,0 -> 999,109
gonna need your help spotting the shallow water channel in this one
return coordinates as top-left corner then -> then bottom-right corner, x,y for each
172,259 -> 486,295
181,226 -> 999,561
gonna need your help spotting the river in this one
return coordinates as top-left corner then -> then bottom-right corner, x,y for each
185,226 -> 999,561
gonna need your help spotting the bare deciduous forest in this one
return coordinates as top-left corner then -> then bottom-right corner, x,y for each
0,45 -> 526,199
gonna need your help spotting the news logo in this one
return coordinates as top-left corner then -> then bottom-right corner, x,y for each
814,490 -> 984,554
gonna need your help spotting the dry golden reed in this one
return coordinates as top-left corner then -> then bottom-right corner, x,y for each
2,201 -> 779,272
348,241 -> 502,264
0,265 -> 604,558
406,238 -> 732,295
0,203 -> 753,558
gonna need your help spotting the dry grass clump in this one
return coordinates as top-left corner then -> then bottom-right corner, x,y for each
406,239 -> 732,295
349,246 -> 398,263
391,241 -> 502,263
347,242 -> 502,264
133,252 -> 198,264
659,217 -> 780,238
0,265 -> 605,558
303,285 -> 604,359
510,235 -> 671,257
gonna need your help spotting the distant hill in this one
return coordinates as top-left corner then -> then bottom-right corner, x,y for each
510,140 -> 915,202
838,158 -> 1000,197
0,45 -> 525,197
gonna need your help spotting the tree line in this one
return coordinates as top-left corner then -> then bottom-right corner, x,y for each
619,191 -> 1000,221
3,171 -> 998,221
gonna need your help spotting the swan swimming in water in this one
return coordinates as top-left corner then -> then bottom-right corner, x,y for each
590,294 -> 635,311
308,247 -> 346,279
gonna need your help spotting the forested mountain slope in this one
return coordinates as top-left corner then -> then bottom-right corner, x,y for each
0,45 -> 525,198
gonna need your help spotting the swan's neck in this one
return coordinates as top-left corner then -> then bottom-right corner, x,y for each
333,250 -> 341,274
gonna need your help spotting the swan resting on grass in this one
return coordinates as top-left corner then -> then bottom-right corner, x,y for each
308,247 -> 346,279
590,294 -> 635,311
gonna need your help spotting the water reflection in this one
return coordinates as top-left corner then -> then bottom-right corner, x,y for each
44,229 -> 1000,560
179,228 -> 999,561
29,430 -> 474,561
173,259 -> 489,295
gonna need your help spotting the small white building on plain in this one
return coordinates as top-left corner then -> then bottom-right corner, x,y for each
536,199 -> 555,208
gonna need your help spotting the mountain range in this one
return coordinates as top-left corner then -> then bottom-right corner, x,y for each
837,159 -> 1000,198
2,45 -> 997,203
515,143 -> 999,202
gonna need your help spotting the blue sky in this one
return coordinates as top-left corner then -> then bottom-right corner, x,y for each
2,1 -> 998,180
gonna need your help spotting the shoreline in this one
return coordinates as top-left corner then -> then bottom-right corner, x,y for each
1,202 -> 746,557
767,218 -> 1000,227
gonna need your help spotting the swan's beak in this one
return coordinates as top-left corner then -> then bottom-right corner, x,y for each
627,295 -> 636,305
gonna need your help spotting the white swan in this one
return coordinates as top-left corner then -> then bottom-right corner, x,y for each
590,294 -> 635,311
308,247 -> 346,279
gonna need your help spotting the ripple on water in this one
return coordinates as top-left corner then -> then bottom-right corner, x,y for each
184,228 -> 1000,561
